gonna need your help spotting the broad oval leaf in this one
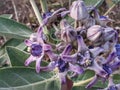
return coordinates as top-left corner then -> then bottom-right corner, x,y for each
0,39 -> 25,68
0,67 -> 61,90
0,38 -> 26,56
0,17 -> 33,39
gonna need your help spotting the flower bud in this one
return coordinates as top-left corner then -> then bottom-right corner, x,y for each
70,0 -> 89,21
60,19 -> 77,43
103,27 -> 116,42
87,25 -> 103,42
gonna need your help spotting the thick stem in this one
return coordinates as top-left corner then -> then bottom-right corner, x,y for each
30,0 -> 48,35
30,0 -> 43,25
40,0 -> 48,13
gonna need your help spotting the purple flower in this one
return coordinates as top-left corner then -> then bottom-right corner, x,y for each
24,38 -> 52,73
24,27 -> 53,73
40,44 -> 84,84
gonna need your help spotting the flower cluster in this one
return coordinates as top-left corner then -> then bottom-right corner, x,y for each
24,0 -> 120,89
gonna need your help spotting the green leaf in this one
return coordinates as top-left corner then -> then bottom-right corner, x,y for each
16,42 -> 27,50
6,46 -> 29,67
1,39 -> 24,49
0,17 -> 33,39
0,39 -> 26,68
72,70 -> 95,83
0,14 -> 13,19
0,67 -> 61,90
0,38 -> 24,56
6,46 -> 48,67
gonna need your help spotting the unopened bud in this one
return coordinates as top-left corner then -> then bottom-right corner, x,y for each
87,25 -> 103,41
60,19 -> 77,43
70,0 -> 89,21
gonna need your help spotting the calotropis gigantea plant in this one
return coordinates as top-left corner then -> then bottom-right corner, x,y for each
1,0 -> 120,90
23,0 -> 120,90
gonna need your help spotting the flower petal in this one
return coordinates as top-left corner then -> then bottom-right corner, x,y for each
77,35 -> 88,52
90,47 -> 104,57
87,60 -> 108,78
24,39 -> 33,46
46,50 -> 58,61
24,55 -> 35,66
41,61 -> 56,71
62,53 -> 77,62
62,44 -> 72,55
69,63 -> 84,74
36,55 -> 44,73
103,52 -> 116,64
43,44 -> 52,51
37,27 -> 44,43
110,61 -> 120,71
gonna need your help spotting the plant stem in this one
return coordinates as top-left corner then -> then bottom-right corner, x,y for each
30,0 -> 42,25
40,0 -> 48,13
104,3 -> 116,16
73,77 -> 94,86
29,0 -> 48,35
11,0 -> 19,22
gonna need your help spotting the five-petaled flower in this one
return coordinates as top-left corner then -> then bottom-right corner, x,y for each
24,27 -> 52,73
